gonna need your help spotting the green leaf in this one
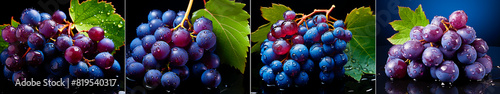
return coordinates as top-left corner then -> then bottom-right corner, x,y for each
69,0 -> 125,52
191,0 -> 250,74
250,4 -> 291,53
0,17 -> 20,50
387,5 -> 428,45
344,7 -> 376,81
11,17 -> 20,28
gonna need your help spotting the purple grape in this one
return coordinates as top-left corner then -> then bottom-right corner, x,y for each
430,66 -> 438,79
464,62 -> 486,80
3,66 -> 14,81
402,40 -> 425,60
144,69 -> 162,88
471,38 -> 488,54
283,10 -> 296,20
39,20 -> 58,38
172,28 -> 191,47
192,62 -> 208,78
55,35 -> 73,51
430,16 -> 448,31
435,60 -> 459,83
151,41 -> 170,60
64,46 -> 83,65
188,43 -> 204,61
196,30 -> 217,49
388,45 -> 405,59
441,30 -> 462,51
94,52 -> 113,70
97,38 -> 115,53
201,69 -> 221,88
281,20 -> 298,35
2,26 -> 17,43
127,62 -> 146,80
457,45 -> 477,65
27,33 -> 46,49
5,55 -> 24,71
149,19 -> 164,33
449,10 -> 467,29
410,26 -> 424,40
292,35 -> 304,44
476,55 -> 492,74
141,35 -> 156,53
88,27 -> 105,41
169,47 -> 188,66
74,36 -> 93,53
407,60 -> 428,79
456,26 -> 476,44
15,24 -> 34,43
170,65 -> 189,81
52,10 -> 67,23
193,17 -> 213,34
267,32 -> 277,41
20,8 -> 41,25
344,30 -> 352,42
422,47 -> 443,67
272,38 -> 291,55
154,27 -> 172,42
26,50 -> 44,66
202,53 -> 220,69
161,72 -> 180,90
422,25 -> 443,42
384,58 -> 407,79
271,27 -> 285,38
131,46 -> 147,62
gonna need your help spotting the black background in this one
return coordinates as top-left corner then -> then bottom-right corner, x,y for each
250,0 -> 375,93
0,0 -> 125,94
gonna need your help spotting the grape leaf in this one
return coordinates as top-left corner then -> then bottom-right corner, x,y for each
250,4 -> 291,53
191,0 -> 250,74
69,0 -> 125,52
387,5 -> 428,45
344,7 -> 376,81
0,17 -> 21,50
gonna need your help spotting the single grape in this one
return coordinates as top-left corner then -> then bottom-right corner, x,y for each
127,62 -> 146,80
321,31 -> 335,44
298,25 -> 307,36
154,27 -> 172,42
2,26 -> 17,43
74,36 -> 93,54
11,71 -> 28,84
283,59 -> 300,77
289,44 -> 309,62
422,47 -> 443,67
316,23 -> 328,34
262,68 -> 275,84
27,33 -> 46,50
319,71 -> 334,84
319,56 -> 334,72
144,69 -> 162,88
303,27 -> 321,45
384,58 -> 407,79
177,11 -> 186,16
283,10 -> 296,20
334,52 -> 348,67
334,39 -> 347,51
333,20 -> 344,28
202,53 -> 220,69
302,59 -> 315,73
323,41 -> 336,54
129,38 -> 142,50
292,35 -> 304,44
49,57 -> 69,76
169,47 -> 189,66
173,15 -> 189,28
275,72 -> 292,89
172,28 -> 191,47
43,43 -> 58,58
410,26 -> 424,40
196,30 -> 217,49
272,38 -> 291,55
344,30 -> 352,42
270,60 -> 283,72
20,8 -> 41,25
88,27 -> 105,41
267,32 -> 277,41
162,10 -> 176,27
161,72 -> 181,90
69,61 -> 89,78
88,65 -> 104,79
26,50 -> 44,66
449,10 -> 467,29
192,62 -> 208,78
457,45 -> 477,65
402,40 -> 425,60
149,19 -> 164,33
388,45 -> 405,59
260,41 -> 274,53
407,60 -> 428,79
271,27 -> 285,38
142,53 -> 158,70
97,38 -> 115,53
332,28 -> 345,39
193,17 -> 213,34
131,46 -> 147,62
0,50 -> 8,65
95,52 -> 114,69
40,12 -> 51,21
15,24 -> 34,42
148,9 -> 162,21
430,16 -> 449,31
456,26 -> 476,44
39,20 -> 58,38
430,66 -> 438,80
441,30 -> 462,51
309,43 -> 325,61
55,35 -> 74,51
106,59 -> 121,76
151,41 -> 170,60
136,23 -> 150,38
201,69 -> 221,88
464,62 -> 486,80
422,25 -> 443,42
141,35 -> 156,53
261,48 -> 278,65
294,71 -> 309,87
476,55 -> 492,74
171,65 -> 190,81
472,38 -> 488,54
435,60 -> 459,83
3,66 -> 14,81
5,55 -> 24,71
64,46 -> 83,65
52,10 -> 66,23
314,14 -> 327,24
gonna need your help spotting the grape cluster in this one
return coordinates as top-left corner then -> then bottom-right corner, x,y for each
126,9 -> 221,91
259,10 -> 352,89
385,10 -> 492,83
1,9 -> 121,87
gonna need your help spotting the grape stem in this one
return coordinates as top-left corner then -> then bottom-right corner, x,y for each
83,57 -> 95,67
297,5 -> 336,26
174,0 -> 194,30
22,47 -> 31,58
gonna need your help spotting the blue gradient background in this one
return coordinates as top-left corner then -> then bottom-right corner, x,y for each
377,0 -> 500,46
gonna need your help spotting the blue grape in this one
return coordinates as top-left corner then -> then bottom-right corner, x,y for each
149,19 -> 164,33
309,43 -> 325,61
11,71 -> 27,84
302,59 -> 314,73
333,20 -> 344,28
196,30 -> 217,49
154,27 -> 172,42
422,25 -> 443,42
192,62 -> 208,78
0,50 -> 8,65
162,10 -> 176,27
402,40 -> 425,60
407,60 -> 428,79
298,25 -> 307,35
410,26 -> 424,40
435,60 -> 459,83
283,59 -> 300,77
26,50 -> 44,66
97,38 -> 115,53
334,39 -> 347,51
69,61 -> 89,78
270,60 -> 283,72
457,45 -> 477,65
106,59 -> 121,76
321,31 -> 335,44
15,24 -> 34,43
319,56 -> 334,72
306,19 -> 315,28
464,62 -> 486,80
173,15 -> 189,28
201,69 -> 221,88
39,20 -> 58,38
334,52 -> 348,67
289,44 -> 309,62
40,12 -> 51,21
131,46 -> 146,62
262,68 -> 275,84
323,43 -> 335,54
171,65 -> 190,81
43,43 -> 57,58
27,33 -> 46,50
430,66 -> 438,80
314,14 -> 327,24
141,35 -> 156,53
55,35 -> 73,51
49,57 -> 68,76
275,72 -> 292,89
333,67 -> 345,79
202,53 -> 220,69
148,9 -> 162,21
441,30 -> 462,51
422,47 -> 443,67
144,69 -> 162,88
172,28 -> 191,47
2,26 -> 17,43
151,41 -> 170,60
88,65 -> 104,79
161,72 -> 181,90
177,11 -> 186,16
129,38 -> 142,50
260,41 -> 274,53
319,71 -> 334,84
332,28 -> 345,38
126,57 -> 135,66
20,8 -> 41,25
449,10 -> 467,29
456,26 -> 476,44
317,23 -> 329,34
261,48 -> 278,65
303,27 -> 320,45
142,53 -> 158,70
127,62 -> 146,80
136,23 -> 150,38
169,47 -> 189,66
430,16 -> 448,31
3,66 -> 14,81
294,71 -> 309,87
384,58 -> 407,79
193,17 -> 213,34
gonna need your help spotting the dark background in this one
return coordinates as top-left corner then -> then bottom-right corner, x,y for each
0,0 -> 125,93
377,0 -> 500,93
250,0 -> 375,93
125,0 -> 250,94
